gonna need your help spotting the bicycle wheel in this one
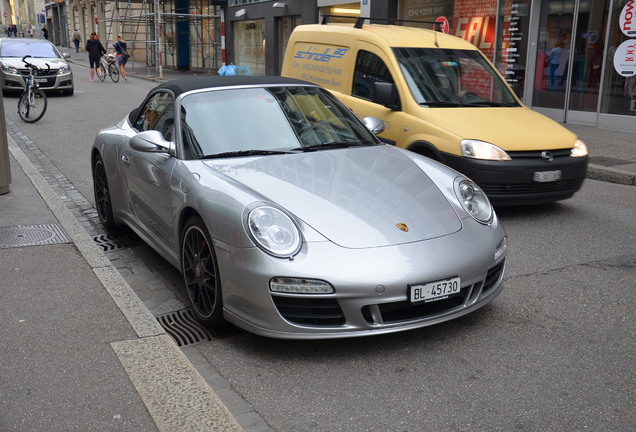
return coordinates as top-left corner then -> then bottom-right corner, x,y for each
108,63 -> 120,83
96,63 -> 106,81
18,88 -> 47,123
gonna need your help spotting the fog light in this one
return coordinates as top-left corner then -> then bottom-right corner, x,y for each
495,237 -> 507,261
270,277 -> 334,294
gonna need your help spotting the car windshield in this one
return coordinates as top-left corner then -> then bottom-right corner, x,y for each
0,40 -> 60,58
179,86 -> 378,159
394,47 -> 519,107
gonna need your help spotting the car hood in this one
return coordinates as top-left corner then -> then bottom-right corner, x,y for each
204,146 -> 462,249
1,57 -> 67,69
420,106 -> 577,151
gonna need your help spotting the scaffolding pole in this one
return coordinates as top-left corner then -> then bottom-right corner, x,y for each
98,0 -> 220,77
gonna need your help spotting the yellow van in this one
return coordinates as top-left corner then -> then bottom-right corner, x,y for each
281,18 -> 589,206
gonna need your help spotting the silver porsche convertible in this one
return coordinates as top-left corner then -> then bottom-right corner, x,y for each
91,76 -> 507,339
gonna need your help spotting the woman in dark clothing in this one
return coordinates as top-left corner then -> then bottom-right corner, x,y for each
85,32 -> 106,81
113,35 -> 129,82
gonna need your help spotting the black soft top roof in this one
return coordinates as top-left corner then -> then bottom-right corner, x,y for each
152,75 -> 315,97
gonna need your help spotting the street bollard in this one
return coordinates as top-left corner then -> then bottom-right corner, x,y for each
0,94 -> 12,194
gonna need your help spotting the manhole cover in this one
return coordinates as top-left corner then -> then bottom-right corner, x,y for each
157,308 -> 238,347
0,224 -> 70,249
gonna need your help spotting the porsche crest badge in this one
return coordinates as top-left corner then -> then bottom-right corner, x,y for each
396,223 -> 409,232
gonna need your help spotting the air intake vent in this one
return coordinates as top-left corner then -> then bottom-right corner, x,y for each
272,296 -> 345,326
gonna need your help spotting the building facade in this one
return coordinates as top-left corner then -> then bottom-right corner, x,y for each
3,0 -> 634,131
1,0 -> 45,38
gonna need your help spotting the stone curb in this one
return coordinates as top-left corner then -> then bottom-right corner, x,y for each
587,164 -> 636,186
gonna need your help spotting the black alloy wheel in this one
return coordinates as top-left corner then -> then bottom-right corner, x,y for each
181,216 -> 225,326
93,154 -> 116,229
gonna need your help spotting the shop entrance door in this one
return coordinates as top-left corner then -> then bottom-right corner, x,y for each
531,0 -> 610,124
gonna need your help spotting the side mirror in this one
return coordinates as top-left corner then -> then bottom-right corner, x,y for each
362,116 -> 385,135
62,53 -> 71,59
373,82 -> 401,111
130,130 -> 171,153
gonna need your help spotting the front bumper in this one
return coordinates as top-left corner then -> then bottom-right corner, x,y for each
2,71 -> 74,92
216,217 -> 506,339
441,150 -> 588,206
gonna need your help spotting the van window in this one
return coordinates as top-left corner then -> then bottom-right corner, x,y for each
393,48 -> 519,108
353,50 -> 395,101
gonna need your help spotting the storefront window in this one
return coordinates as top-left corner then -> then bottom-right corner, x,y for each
495,0 -> 531,98
600,0 -> 636,116
568,0 -> 610,112
234,19 -> 265,75
399,0 -> 497,62
533,1 -> 575,110
278,16 -> 301,72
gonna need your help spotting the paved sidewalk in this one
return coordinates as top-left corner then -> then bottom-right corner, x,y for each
0,135 -> 244,430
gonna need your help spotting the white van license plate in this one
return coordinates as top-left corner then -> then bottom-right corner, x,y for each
410,277 -> 461,303
533,170 -> 561,182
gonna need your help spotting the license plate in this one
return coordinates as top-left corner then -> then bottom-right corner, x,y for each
35,78 -> 48,83
533,170 -> 561,182
410,277 -> 461,303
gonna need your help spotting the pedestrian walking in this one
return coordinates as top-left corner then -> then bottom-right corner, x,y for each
85,32 -> 106,82
42,25 -> 48,40
72,29 -> 81,53
29,25 -> 34,38
113,35 -> 129,82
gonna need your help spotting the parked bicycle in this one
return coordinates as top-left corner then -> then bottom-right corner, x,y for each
96,53 -> 120,83
18,55 -> 49,123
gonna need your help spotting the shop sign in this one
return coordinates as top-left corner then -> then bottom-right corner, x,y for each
613,39 -> 636,76
435,16 -> 450,34
620,0 -> 636,37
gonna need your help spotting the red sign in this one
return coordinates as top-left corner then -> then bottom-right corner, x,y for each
436,16 -> 450,34
620,0 -> 636,36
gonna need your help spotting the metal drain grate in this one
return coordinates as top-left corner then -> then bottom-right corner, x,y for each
0,224 -> 70,249
157,308 -> 238,346
93,232 -> 141,251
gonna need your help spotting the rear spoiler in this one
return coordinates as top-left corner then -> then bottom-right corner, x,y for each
320,15 -> 443,31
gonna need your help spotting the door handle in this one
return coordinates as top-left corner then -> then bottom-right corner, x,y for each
122,154 -> 130,166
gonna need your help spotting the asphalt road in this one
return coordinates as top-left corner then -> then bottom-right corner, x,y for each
4,65 -> 635,432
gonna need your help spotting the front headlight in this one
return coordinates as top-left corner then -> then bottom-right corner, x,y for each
2,64 -> 18,74
247,205 -> 301,258
57,65 -> 70,74
461,139 -> 511,161
454,179 -> 493,224
570,139 -> 588,157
